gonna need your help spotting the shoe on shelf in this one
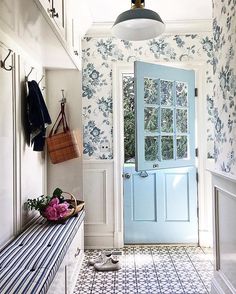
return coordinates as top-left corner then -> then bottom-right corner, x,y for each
88,251 -> 112,266
94,257 -> 121,271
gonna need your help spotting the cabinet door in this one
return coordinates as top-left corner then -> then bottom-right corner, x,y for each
52,0 -> 66,35
0,48 -> 15,247
66,223 -> 84,293
38,0 -> 53,12
71,18 -> 81,63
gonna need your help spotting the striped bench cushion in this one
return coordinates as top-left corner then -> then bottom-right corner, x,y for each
0,210 -> 85,294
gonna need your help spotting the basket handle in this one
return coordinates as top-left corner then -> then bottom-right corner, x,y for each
62,191 -> 78,213
49,103 -> 69,137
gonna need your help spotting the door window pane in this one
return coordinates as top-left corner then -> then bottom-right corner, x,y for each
144,78 -> 159,104
160,80 -> 174,106
176,81 -> 188,107
161,136 -> 174,160
145,136 -> 159,161
177,136 -> 188,159
123,74 -> 135,162
176,109 -> 188,133
161,108 -> 173,133
144,107 -> 159,132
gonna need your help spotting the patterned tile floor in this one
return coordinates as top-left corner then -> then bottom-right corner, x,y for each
73,246 -> 214,294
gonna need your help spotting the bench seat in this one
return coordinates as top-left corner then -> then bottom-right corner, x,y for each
0,210 -> 85,294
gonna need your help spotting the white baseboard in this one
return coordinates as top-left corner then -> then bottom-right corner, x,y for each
211,273 -> 236,294
211,278 -> 225,294
85,234 -> 114,249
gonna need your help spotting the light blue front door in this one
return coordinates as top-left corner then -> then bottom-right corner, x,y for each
124,61 -> 198,244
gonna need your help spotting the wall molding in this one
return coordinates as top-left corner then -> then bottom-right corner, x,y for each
84,168 -> 108,225
83,159 -> 114,164
209,169 -> 236,183
83,161 -> 114,248
212,174 -> 236,294
86,19 -> 213,37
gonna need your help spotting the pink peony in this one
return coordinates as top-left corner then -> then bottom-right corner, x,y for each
56,202 -> 69,218
44,198 -> 70,221
44,206 -> 58,221
49,197 -> 59,207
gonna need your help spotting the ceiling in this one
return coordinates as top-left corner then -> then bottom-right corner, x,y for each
86,0 -> 212,23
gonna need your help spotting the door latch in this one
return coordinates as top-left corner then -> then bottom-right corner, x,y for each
139,171 -> 148,178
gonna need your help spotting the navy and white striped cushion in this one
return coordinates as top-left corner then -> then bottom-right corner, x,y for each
0,210 -> 85,294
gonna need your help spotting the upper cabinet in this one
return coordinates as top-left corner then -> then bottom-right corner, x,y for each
35,0 -> 92,69
0,0 -> 92,69
38,0 -> 66,37
51,0 -> 66,35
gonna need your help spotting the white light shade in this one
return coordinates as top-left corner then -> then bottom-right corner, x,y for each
112,8 -> 165,41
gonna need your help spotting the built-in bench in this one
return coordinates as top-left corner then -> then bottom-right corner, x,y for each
0,210 -> 85,294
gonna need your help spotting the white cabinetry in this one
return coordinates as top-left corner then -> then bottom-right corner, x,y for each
48,221 -> 84,294
35,0 -> 92,69
0,0 -> 92,69
38,0 -> 66,37
51,0 -> 66,35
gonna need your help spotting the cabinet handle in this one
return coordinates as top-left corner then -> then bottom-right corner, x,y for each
47,8 -> 59,18
74,248 -> 80,258
74,50 -> 79,56
53,12 -> 59,18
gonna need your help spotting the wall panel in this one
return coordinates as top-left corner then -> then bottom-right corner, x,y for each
83,160 -> 114,248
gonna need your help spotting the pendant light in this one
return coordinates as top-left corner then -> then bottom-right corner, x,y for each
112,0 -> 165,41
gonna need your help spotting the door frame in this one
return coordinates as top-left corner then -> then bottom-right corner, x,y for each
112,60 -> 209,248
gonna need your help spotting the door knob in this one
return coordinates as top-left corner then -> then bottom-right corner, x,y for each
123,173 -> 131,179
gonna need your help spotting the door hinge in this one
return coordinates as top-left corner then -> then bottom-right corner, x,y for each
196,171 -> 199,183
195,148 -> 199,157
195,88 -> 198,97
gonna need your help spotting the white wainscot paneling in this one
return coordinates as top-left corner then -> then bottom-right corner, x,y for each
211,172 -> 236,294
83,160 -> 114,249
19,58 -> 46,228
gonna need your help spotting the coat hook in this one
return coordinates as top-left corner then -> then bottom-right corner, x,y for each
25,67 -> 34,81
0,49 -> 13,71
38,75 -> 45,85
59,89 -> 66,104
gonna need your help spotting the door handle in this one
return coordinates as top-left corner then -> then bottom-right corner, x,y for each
139,171 -> 148,178
123,173 -> 131,179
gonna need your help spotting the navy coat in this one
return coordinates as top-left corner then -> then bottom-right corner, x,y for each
27,80 -> 51,151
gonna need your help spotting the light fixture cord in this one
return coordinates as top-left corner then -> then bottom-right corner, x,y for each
132,0 -> 145,9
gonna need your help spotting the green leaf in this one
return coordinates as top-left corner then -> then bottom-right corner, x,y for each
53,188 -> 63,197
26,195 -> 51,212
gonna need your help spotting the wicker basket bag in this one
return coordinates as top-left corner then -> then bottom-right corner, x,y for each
46,103 -> 81,164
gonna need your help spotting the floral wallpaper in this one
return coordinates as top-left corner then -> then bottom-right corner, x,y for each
82,33 -> 214,160
212,0 -> 236,176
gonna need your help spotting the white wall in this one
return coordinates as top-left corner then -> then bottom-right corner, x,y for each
0,29 -> 46,247
46,70 -> 83,201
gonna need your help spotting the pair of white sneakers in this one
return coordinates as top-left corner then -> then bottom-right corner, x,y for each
88,251 -> 122,271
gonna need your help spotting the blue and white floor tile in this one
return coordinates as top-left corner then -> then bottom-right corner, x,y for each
73,246 -> 213,294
